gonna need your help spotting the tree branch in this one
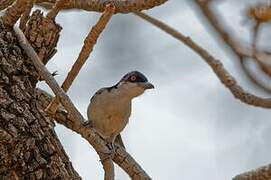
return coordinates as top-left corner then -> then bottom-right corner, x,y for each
13,26 -> 115,180
68,0 -> 168,13
134,10 -> 271,179
46,3 -> 115,115
191,0 -> 271,94
1,0 -> 168,14
46,0 -> 71,20
134,11 -> 271,108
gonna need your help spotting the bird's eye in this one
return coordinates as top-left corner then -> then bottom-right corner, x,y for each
130,75 -> 137,81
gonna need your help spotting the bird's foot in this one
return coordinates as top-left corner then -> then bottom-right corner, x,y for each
106,142 -> 114,151
99,143 -> 115,163
106,142 -> 115,157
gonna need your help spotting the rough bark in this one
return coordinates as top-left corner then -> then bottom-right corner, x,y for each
0,19 -> 81,179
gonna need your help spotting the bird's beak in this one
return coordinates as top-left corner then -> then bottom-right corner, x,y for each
141,82 -> 154,90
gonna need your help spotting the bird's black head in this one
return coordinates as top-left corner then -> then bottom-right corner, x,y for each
117,71 -> 154,98
121,71 -> 148,83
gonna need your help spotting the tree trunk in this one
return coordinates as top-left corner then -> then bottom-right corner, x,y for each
0,19 -> 81,179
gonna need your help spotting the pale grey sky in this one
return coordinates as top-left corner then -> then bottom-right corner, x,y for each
38,0 -> 271,179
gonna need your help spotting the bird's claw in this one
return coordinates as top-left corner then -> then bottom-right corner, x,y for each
106,142 -> 114,151
99,143 -> 115,163
51,70 -> 58,76
106,142 -> 115,157
99,142 -> 116,163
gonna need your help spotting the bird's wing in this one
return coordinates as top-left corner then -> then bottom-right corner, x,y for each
115,134 -> 125,149
86,88 -> 106,124
90,88 -> 106,103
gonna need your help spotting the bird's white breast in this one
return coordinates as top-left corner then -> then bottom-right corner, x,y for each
87,88 -> 131,139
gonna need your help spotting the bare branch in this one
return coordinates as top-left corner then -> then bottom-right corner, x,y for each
2,0 -> 168,13
13,26 -> 115,180
192,0 -> 271,94
23,10 -> 62,64
232,163 -> 271,180
46,3 -> 115,115
192,0 -> 271,68
134,11 -> 271,108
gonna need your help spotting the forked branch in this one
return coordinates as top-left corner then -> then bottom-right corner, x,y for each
46,0 -> 71,19
13,26 -> 115,180
192,0 -> 271,94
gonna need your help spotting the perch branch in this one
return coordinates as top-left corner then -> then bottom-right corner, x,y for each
46,3 -> 115,115
134,11 -> 271,108
68,0 -> 168,13
13,26 -> 115,180
192,0 -> 271,67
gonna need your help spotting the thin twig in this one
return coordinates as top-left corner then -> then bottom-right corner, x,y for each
192,0 -> 271,66
13,26 -> 115,180
69,0 -> 168,13
251,22 -> 261,59
46,3 -> 115,115
192,0 -> 271,94
134,11 -> 271,108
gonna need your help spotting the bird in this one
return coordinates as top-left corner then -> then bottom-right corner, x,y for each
87,71 -> 154,151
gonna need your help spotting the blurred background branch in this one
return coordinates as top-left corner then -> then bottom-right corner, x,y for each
190,0 -> 271,94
